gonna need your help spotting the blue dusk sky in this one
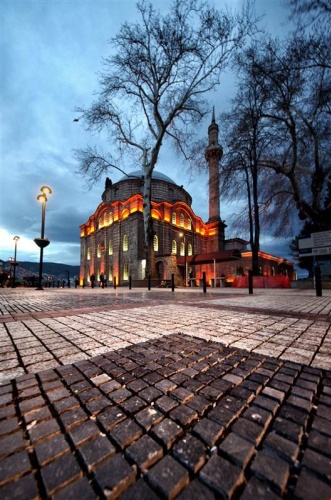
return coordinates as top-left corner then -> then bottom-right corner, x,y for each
1,0 -> 294,266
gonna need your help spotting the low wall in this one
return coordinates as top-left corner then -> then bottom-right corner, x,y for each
232,276 -> 291,288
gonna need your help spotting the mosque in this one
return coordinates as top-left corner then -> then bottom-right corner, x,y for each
79,115 -> 294,287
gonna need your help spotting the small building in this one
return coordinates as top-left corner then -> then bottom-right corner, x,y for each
79,115 -> 294,287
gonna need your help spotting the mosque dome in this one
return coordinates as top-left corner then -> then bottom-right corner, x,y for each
118,170 -> 177,185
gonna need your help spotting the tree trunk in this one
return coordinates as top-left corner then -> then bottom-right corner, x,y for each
142,160 -> 157,279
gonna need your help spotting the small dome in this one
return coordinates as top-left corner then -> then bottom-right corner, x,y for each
118,170 -> 177,185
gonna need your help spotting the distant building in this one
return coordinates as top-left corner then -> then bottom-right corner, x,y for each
79,114 -> 294,287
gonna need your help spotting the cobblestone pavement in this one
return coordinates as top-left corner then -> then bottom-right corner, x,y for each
0,287 -> 330,499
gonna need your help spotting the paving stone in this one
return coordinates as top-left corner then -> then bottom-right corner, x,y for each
94,453 -> 137,498
250,449 -> 290,493
155,379 -> 177,394
85,396 -> 111,415
231,417 -> 266,445
294,468 -> 331,500
139,378 -> 165,398
125,434 -> 163,472
253,395 -> 280,415
199,454 -> 245,497
263,431 -> 300,463
19,396 -> 45,414
78,435 -> 116,471
272,416 -> 304,443
99,379 -> 121,394
219,431 -> 256,467
169,404 -> 198,427
119,478 -> 160,499
68,419 -> 101,447
240,476 -> 282,500
120,395 -> 147,415
58,407 -> 88,430
52,396 -> 80,414
134,406 -> 164,431
301,447 -> 331,482
307,430 -> 331,457
52,477 -> 96,500
40,452 -> 82,496
155,395 -> 179,414
0,450 -> 31,484
147,455 -> 189,499
186,395 -> 213,416
109,418 -> 143,449
96,406 -> 126,432
0,431 -> 25,459
0,473 -> 39,499
0,417 -> 19,437
176,478 -> 217,499
34,433 -> 71,466
28,418 -> 61,444
243,405 -> 273,428
193,418 -> 224,446
151,418 -> 183,449
262,386 -> 286,403
311,415 -> 331,437
173,433 -> 207,473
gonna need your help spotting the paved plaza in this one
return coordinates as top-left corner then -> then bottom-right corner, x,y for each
0,287 -> 330,499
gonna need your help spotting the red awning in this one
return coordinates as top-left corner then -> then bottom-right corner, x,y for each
177,249 -> 241,265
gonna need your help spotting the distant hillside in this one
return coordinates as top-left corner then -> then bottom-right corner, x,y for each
21,262 -> 80,277
0,260 -> 80,279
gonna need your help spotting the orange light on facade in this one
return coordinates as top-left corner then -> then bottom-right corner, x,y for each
151,209 -> 160,219
209,229 -> 216,236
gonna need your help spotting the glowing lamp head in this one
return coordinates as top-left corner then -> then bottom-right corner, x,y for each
13,236 -> 20,242
41,186 -> 52,196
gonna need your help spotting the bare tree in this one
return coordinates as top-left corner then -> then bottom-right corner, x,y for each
236,34 -> 331,233
74,0 -> 256,277
221,73 -> 280,274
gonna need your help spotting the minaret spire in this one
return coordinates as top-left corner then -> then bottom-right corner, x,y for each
205,109 -> 223,222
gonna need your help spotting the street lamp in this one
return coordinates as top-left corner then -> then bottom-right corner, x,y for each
34,186 -> 52,290
179,232 -> 187,287
12,236 -> 20,288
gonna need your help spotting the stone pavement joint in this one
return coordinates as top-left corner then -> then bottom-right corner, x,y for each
0,287 -> 331,499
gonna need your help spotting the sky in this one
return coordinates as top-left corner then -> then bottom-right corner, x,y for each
0,0 -> 294,266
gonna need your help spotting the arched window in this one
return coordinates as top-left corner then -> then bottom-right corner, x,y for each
98,213 -> 104,229
188,243 -> 193,256
123,264 -> 129,280
109,239 -> 113,255
153,234 -> 158,251
180,213 -> 184,228
87,248 -> 91,261
108,266 -> 113,281
172,240 -> 177,254
123,234 -> 128,251
97,244 -> 101,258
187,219 -> 192,230
109,212 -> 114,225
180,241 -> 185,256
172,212 -> 176,225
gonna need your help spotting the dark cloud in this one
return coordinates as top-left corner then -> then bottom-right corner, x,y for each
1,0 -> 293,265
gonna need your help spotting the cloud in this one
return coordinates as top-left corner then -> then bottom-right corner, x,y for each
1,0 -> 294,267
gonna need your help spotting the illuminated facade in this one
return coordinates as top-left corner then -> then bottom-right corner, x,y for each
80,116 -> 294,286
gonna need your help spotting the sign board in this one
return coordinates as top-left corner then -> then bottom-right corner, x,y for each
298,230 -> 331,257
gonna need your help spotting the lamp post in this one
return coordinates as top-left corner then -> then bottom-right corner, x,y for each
34,186 -> 52,290
179,232 -> 187,287
12,236 -> 20,288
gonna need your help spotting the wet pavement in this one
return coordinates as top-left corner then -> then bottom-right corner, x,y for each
0,287 -> 330,499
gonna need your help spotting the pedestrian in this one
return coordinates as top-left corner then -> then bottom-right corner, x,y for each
90,274 -> 96,288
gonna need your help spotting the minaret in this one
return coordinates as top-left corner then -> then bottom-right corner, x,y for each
205,108 -> 223,222
205,109 -> 226,252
